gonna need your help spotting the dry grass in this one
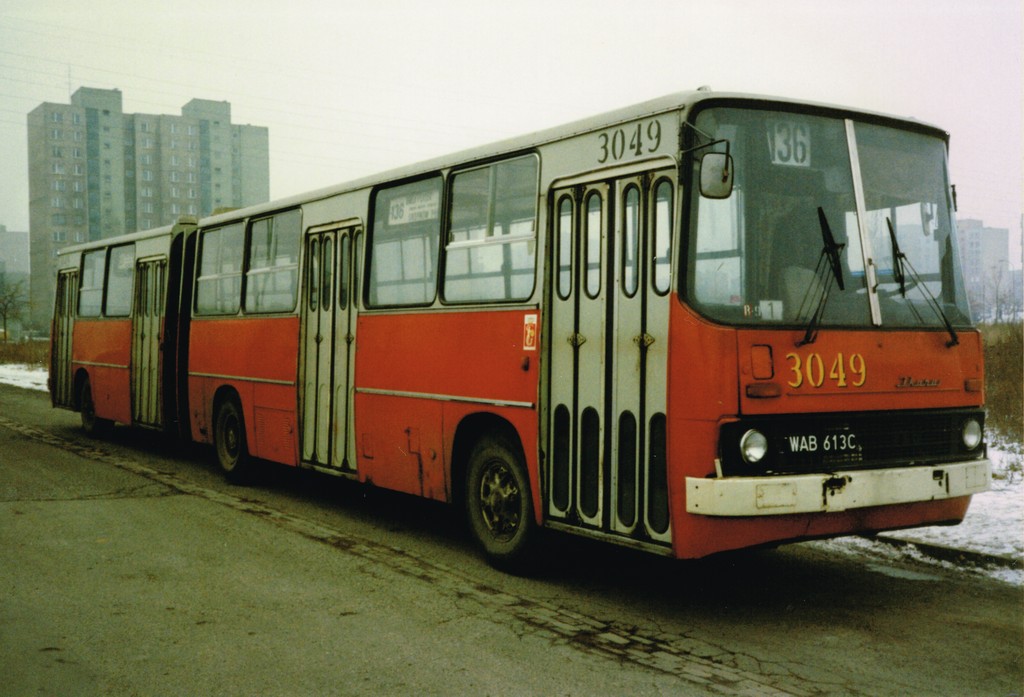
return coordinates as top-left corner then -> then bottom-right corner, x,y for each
982,322 -> 1023,444
0,340 -> 48,368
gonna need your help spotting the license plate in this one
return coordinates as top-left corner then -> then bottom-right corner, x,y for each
783,432 -> 861,454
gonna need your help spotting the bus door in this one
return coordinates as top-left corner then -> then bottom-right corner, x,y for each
301,224 -> 361,471
549,168 -> 674,544
51,270 -> 78,408
131,258 -> 166,427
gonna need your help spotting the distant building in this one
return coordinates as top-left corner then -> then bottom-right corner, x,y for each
957,218 -> 1013,321
0,225 -> 30,283
26,87 -> 269,331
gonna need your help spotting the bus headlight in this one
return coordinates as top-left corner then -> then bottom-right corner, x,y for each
740,429 -> 768,464
961,418 -> 982,450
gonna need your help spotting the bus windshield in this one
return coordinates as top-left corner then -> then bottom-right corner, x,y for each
686,105 -> 972,331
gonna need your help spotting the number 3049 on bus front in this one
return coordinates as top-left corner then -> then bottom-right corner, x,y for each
786,351 -> 867,389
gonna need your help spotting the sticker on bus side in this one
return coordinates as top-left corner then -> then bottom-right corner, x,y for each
523,314 -> 538,351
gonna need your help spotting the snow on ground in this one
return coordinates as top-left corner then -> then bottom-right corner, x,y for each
1,363 -> 1020,584
0,363 -> 48,392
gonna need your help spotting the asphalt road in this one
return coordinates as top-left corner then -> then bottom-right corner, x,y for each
1,383 -> 1021,696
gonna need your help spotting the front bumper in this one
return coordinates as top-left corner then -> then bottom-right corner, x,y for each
686,458 -> 991,517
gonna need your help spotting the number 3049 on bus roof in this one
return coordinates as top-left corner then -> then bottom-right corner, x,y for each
597,120 -> 664,164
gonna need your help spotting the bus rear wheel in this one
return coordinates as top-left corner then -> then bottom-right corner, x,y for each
215,397 -> 252,484
465,435 -> 536,572
79,376 -> 111,437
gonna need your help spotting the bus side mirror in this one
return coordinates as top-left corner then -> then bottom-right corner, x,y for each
700,152 -> 734,199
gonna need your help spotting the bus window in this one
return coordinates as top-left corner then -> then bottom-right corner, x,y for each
79,249 -> 105,317
245,209 -> 300,313
556,196 -> 573,300
622,185 -> 640,297
104,244 -> 135,317
368,177 -> 443,307
652,179 -> 673,295
443,155 -> 539,303
584,191 -> 603,299
195,222 -> 245,315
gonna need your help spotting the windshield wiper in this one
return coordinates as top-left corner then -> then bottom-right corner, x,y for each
885,217 -> 959,347
796,208 -> 846,346
886,216 -> 907,297
819,207 -> 845,291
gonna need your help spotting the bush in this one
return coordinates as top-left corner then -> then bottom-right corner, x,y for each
982,322 -> 1023,444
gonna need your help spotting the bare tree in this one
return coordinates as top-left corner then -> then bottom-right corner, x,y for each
0,274 -> 28,343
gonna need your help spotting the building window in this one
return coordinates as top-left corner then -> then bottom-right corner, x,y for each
53,231 -> 67,242
72,113 -> 81,125
51,197 -> 63,208
51,112 -> 63,123
51,146 -> 63,158
51,129 -> 62,139
51,163 -> 65,174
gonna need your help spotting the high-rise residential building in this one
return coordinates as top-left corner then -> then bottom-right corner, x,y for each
0,225 -> 30,284
26,87 -> 269,331
957,218 -> 1012,320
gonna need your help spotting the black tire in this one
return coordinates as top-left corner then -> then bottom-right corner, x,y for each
214,397 -> 252,484
465,435 -> 537,572
79,376 -> 112,437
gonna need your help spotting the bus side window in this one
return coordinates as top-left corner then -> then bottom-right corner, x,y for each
367,177 -> 443,307
104,244 -> 135,317
443,155 -> 539,303
195,223 -> 245,315
79,249 -> 105,317
245,209 -> 301,313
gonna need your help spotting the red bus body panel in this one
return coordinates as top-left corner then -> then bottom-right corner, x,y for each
72,319 -> 132,425
354,309 -> 541,509
188,316 -> 300,466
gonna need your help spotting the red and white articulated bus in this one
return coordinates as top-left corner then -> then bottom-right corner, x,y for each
51,90 -> 991,569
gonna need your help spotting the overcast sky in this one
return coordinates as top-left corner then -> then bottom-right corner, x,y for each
1,0 -> 1020,264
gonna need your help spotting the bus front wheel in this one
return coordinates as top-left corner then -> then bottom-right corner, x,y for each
465,435 -> 536,572
215,397 -> 252,484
